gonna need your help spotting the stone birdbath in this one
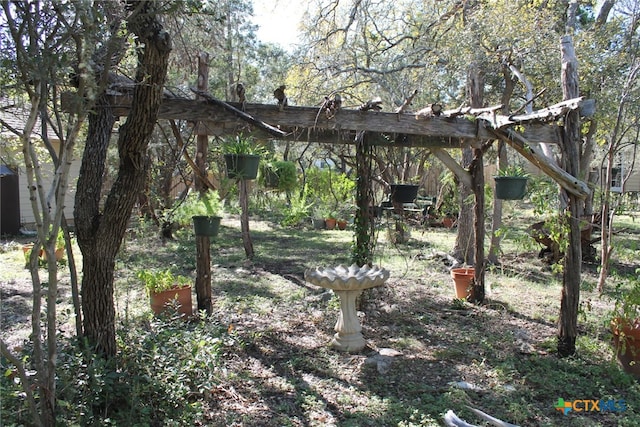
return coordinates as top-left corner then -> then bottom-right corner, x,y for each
304,264 -> 390,352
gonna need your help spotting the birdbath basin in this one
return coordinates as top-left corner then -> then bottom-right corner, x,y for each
304,264 -> 390,352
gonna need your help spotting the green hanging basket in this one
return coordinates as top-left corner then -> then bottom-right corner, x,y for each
192,216 -> 221,237
224,154 -> 260,180
494,176 -> 528,200
390,184 -> 420,203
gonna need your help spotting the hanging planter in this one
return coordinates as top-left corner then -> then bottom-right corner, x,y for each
450,267 -> 475,300
494,176 -> 528,200
222,135 -> 265,180
390,184 -> 420,203
224,154 -> 260,180
494,166 -> 529,200
192,215 -> 221,237
263,168 -> 280,187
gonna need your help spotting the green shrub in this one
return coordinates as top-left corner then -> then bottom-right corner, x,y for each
260,160 -> 298,192
303,167 -> 355,213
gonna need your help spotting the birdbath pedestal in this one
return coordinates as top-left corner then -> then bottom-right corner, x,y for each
305,264 -> 390,352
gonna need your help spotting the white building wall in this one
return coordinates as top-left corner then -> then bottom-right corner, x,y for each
17,160 -> 80,227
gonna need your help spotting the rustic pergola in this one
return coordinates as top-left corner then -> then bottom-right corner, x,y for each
70,36 -> 589,355
95,72 -> 592,297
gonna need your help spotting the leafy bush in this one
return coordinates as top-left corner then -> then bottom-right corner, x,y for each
281,193 -> 312,226
303,167 -> 355,213
1,314 -> 234,426
260,160 -> 298,192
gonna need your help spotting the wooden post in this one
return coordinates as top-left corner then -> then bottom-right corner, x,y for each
558,35 -> 583,357
195,52 -> 212,314
239,179 -> 254,258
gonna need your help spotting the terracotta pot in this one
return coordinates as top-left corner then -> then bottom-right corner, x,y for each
442,217 -> 455,228
611,318 -> 640,378
22,244 -> 65,261
450,267 -> 475,300
150,286 -> 193,318
337,220 -> 348,230
325,218 -> 337,230
53,247 -> 65,261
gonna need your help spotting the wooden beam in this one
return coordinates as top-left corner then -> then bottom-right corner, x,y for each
431,148 -> 473,188
192,123 -> 472,148
98,95 -> 562,144
490,128 -> 591,199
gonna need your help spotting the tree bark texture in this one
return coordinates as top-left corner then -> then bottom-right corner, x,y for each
488,68 -> 517,264
558,35 -> 582,357
453,147 -> 474,264
75,3 -> 171,356
488,141 -> 506,264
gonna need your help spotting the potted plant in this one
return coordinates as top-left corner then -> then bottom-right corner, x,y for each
494,165 -> 529,200
52,227 -> 66,261
325,212 -> 337,230
137,269 -> 193,317
610,274 -> 640,378
23,227 -> 66,263
222,135 -> 265,180
336,203 -> 353,230
173,190 -> 223,237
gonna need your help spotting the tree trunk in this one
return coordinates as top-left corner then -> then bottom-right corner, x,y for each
471,150 -> 486,303
488,68 -> 517,264
75,94 -> 117,354
453,148 -> 474,263
558,35 -> 583,357
488,141 -> 506,264
468,62 -> 486,303
195,52 -> 213,313
75,3 -> 171,356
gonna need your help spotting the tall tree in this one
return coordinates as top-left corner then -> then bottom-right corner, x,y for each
75,0 -> 171,356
